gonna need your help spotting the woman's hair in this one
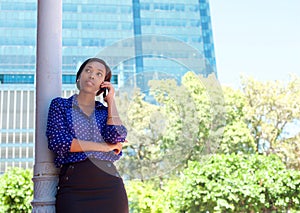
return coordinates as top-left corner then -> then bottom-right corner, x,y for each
76,58 -> 112,95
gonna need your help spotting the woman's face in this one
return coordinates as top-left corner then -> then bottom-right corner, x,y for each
78,61 -> 106,95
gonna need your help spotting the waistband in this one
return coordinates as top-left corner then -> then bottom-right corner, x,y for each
61,158 -> 120,178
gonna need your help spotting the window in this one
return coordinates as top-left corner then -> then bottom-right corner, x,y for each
0,19 -> 36,28
200,9 -> 207,16
81,22 -> 117,30
120,6 -> 132,13
63,21 -> 77,29
203,35 -> 211,43
63,39 -> 78,46
140,3 -> 150,10
63,4 -> 77,12
62,75 -> 76,84
190,20 -> 201,27
202,22 -> 209,30
111,74 -> 118,84
122,22 -> 133,30
205,50 -> 212,58
0,74 -> 34,84
82,38 -> 105,47
189,5 -> 199,12
1,2 -> 36,11
82,5 -> 117,13
175,4 -> 185,12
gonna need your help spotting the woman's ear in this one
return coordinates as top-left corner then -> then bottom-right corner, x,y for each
76,79 -> 80,90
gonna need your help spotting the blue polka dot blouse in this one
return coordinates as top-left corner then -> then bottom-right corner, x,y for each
46,94 -> 127,168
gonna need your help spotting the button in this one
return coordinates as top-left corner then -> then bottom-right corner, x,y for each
115,173 -> 120,177
107,163 -> 112,168
65,177 -> 69,181
69,165 -> 74,169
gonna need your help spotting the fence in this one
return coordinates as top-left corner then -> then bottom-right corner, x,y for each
0,85 -> 77,174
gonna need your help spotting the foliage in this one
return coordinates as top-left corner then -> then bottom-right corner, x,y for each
176,154 -> 300,213
172,72 -> 225,158
218,75 -> 300,169
241,75 -> 300,169
148,73 -> 211,163
218,86 -> 256,154
126,154 -> 300,213
115,88 -> 167,180
126,180 -> 163,213
116,72 -> 300,179
126,178 -> 182,213
0,167 -> 33,213
116,72 -> 225,180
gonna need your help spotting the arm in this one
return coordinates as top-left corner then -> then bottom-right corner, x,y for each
70,138 -> 122,154
106,98 -> 122,125
102,81 -> 122,125
100,82 -> 128,144
46,98 -> 74,155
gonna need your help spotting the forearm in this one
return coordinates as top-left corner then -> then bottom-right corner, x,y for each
70,139 -> 107,152
107,99 -> 122,125
70,138 -> 122,154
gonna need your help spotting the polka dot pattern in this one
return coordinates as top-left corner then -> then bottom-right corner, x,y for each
46,94 -> 127,168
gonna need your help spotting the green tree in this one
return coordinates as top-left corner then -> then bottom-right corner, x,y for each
217,75 -> 300,168
218,86 -> 256,154
241,75 -> 300,169
115,88 -> 171,180
149,72 -> 225,164
116,72 -> 225,179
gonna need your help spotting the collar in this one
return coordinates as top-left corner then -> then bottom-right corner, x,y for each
68,94 -> 106,110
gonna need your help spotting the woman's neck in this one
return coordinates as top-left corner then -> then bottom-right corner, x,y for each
77,92 -> 95,107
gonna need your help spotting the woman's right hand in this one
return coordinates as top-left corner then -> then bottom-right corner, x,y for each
104,142 -> 123,155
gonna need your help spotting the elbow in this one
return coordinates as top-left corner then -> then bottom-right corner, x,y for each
102,125 -> 127,143
48,140 -> 70,155
104,136 -> 127,144
48,143 -> 61,155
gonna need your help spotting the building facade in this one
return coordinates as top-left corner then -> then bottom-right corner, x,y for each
0,0 -> 217,173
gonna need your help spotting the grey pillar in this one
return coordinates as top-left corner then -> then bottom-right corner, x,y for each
32,0 -> 62,212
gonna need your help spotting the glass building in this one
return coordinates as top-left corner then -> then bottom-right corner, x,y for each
0,0 -> 217,173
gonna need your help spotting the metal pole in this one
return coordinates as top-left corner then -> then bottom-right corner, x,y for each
32,0 -> 62,212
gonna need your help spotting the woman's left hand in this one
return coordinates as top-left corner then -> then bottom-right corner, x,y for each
100,81 -> 115,103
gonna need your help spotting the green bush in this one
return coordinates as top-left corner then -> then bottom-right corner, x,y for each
126,154 -> 300,213
176,154 -> 300,213
0,167 -> 33,213
126,178 -> 182,213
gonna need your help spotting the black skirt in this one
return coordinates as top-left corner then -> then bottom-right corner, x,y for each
56,158 -> 128,213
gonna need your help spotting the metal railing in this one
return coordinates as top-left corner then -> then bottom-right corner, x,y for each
0,85 -> 77,173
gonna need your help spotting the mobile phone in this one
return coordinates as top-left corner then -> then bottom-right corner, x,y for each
99,88 -> 108,98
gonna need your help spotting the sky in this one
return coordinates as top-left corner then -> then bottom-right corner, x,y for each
209,0 -> 300,88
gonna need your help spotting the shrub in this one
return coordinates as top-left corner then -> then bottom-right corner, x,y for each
126,178 -> 183,213
176,154 -> 300,212
0,167 -> 33,213
126,154 -> 300,213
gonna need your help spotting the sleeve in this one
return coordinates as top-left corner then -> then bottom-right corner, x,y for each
46,98 -> 74,155
102,125 -> 127,144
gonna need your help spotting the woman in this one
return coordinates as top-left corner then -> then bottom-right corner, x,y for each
46,58 -> 128,213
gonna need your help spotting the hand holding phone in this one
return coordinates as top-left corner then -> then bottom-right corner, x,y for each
99,87 -> 108,98
99,81 -> 113,99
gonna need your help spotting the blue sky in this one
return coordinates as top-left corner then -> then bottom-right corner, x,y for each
209,0 -> 300,88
